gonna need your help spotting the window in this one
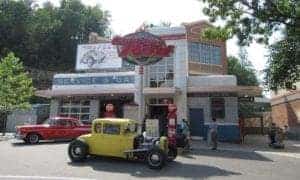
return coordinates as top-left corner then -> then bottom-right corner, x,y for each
59,99 -> 91,122
188,42 -> 221,65
148,56 -> 174,88
94,123 -> 102,133
148,98 -> 173,105
103,124 -> 120,135
211,98 -> 225,118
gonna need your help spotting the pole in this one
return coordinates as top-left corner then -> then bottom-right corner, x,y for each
138,65 -> 144,122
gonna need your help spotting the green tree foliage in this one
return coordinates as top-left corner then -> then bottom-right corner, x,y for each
227,56 -> 259,86
0,52 -> 34,112
199,0 -> 299,90
0,0 -> 110,88
0,53 -> 34,134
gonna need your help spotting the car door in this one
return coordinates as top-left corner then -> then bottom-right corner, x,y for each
44,119 -> 60,139
55,119 -> 74,139
100,123 -> 123,157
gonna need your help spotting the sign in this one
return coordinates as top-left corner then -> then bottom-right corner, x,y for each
238,97 -> 255,102
146,119 -> 159,137
53,75 -> 134,86
76,43 -> 122,70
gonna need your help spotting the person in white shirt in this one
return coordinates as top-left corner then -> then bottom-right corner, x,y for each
209,118 -> 218,150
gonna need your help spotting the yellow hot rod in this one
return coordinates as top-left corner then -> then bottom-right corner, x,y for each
68,118 -> 177,169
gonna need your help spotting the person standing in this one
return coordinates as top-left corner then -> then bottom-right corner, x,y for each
269,123 -> 277,145
209,118 -> 218,150
181,118 -> 191,150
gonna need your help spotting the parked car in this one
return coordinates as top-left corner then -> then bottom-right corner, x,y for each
15,117 -> 91,144
68,118 -> 177,169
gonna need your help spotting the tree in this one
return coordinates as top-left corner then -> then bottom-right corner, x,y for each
0,0 -> 110,89
0,53 -> 34,135
198,0 -> 299,90
227,53 -> 261,118
227,55 -> 259,86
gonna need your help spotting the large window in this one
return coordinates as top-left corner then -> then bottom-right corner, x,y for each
59,99 -> 91,122
211,98 -> 225,118
188,42 -> 221,65
148,56 -> 174,88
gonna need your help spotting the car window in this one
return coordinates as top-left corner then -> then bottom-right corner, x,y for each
58,119 -> 67,126
48,119 -> 58,126
94,123 -> 102,134
103,124 -> 120,135
55,119 -> 73,127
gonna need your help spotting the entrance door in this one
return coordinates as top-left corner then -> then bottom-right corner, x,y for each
149,105 -> 168,136
189,108 -> 204,137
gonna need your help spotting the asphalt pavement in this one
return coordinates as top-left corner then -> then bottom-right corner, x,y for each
0,139 -> 300,180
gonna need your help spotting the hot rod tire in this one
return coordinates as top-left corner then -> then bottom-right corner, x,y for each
26,133 -> 40,144
167,146 -> 177,162
68,140 -> 88,162
146,149 -> 166,169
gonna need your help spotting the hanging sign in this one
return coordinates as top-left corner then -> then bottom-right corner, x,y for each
76,43 -> 122,70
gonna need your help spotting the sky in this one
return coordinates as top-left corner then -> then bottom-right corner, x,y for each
41,0 -> 269,84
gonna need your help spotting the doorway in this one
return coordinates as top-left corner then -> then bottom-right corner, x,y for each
189,108 -> 205,137
149,105 -> 168,136
99,96 -> 133,118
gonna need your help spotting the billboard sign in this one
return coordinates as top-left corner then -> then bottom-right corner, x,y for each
76,43 -> 122,70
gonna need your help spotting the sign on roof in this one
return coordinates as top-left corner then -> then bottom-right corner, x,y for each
76,43 -> 122,70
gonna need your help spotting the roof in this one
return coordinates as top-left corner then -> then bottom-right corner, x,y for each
93,118 -> 138,124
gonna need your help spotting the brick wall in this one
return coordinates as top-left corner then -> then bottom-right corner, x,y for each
183,21 -> 227,75
271,92 -> 300,127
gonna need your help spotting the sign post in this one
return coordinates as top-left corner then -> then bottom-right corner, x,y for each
112,31 -> 174,123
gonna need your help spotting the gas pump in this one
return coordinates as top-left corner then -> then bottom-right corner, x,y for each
167,103 -> 177,147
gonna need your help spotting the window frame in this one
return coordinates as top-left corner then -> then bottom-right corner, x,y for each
211,97 -> 225,119
103,123 -> 121,135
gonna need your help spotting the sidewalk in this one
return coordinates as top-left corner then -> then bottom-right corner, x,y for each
191,135 -> 300,154
0,133 -> 15,141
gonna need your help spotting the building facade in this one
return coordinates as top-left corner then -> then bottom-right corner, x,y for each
271,82 -> 300,138
37,21 -> 261,142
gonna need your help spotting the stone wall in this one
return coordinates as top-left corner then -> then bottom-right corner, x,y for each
123,105 -> 139,122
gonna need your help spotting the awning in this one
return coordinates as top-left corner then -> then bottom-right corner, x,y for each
143,87 -> 180,96
36,88 -> 136,98
188,86 -> 262,97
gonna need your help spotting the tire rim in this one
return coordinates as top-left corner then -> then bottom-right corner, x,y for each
149,153 -> 161,166
71,146 -> 82,157
29,134 -> 38,143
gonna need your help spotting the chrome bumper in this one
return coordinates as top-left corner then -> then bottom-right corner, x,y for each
15,133 -> 25,140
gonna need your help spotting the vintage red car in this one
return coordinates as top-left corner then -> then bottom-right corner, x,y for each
15,117 -> 91,144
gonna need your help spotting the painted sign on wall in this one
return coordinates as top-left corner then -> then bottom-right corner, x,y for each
76,43 -> 122,70
53,75 -> 135,86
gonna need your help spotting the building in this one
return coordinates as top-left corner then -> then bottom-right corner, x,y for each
271,82 -> 300,138
36,21 -> 261,142
6,104 -> 49,132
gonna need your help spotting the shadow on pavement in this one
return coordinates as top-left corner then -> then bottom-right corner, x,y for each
68,156 -> 241,179
191,148 -> 273,162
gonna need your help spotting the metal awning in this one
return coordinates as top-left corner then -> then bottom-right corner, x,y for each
36,88 -> 136,98
188,86 -> 262,97
143,87 -> 180,95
